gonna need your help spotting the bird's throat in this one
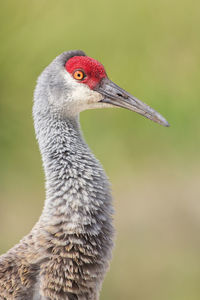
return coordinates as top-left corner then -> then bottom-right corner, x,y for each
35,113 -> 113,235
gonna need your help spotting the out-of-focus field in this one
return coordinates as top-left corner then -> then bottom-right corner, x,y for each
0,0 -> 200,299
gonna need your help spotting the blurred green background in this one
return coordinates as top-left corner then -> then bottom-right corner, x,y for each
0,0 -> 200,299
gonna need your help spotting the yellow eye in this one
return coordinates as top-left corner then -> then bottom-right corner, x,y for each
73,70 -> 85,81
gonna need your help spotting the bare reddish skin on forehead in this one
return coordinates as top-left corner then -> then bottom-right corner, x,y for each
65,56 -> 107,89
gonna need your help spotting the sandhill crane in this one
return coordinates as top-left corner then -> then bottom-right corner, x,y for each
0,50 -> 169,300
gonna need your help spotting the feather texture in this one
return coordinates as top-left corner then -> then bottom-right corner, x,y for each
0,51 -> 114,300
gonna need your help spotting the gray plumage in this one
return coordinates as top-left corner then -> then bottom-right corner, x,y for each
0,50 -> 169,300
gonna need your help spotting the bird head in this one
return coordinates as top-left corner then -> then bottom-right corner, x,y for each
35,50 -> 169,126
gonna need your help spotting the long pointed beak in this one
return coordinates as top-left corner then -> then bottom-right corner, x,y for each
97,78 -> 169,127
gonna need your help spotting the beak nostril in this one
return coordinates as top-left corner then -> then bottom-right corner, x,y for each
117,92 -> 123,97
117,92 -> 128,99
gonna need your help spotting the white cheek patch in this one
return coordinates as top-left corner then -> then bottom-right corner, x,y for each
72,83 -> 103,107
61,71 -> 111,116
